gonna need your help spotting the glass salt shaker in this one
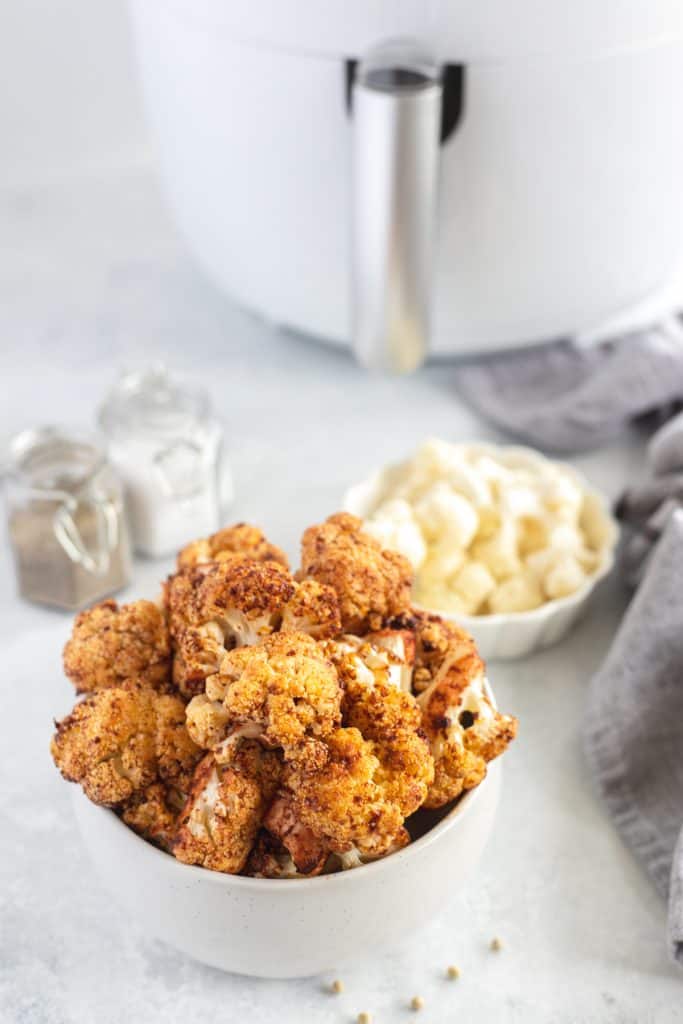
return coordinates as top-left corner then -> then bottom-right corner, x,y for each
3,427 -> 131,610
98,366 -> 232,558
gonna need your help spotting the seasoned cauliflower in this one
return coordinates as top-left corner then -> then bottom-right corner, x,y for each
185,631 -> 342,767
50,686 -> 201,806
279,579 -> 341,639
330,639 -> 433,818
265,728 -> 409,871
173,741 -> 281,873
245,829 -> 327,879
63,599 -> 171,694
167,558 -> 296,697
327,628 -> 416,693
167,561 -> 342,698
415,621 -> 517,808
300,512 -> 412,634
122,780 -> 187,852
177,522 -> 289,571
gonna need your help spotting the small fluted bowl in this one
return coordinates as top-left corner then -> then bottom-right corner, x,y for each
343,444 -> 619,660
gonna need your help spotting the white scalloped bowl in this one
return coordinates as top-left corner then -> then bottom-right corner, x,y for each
71,757 -> 501,978
343,444 -> 619,660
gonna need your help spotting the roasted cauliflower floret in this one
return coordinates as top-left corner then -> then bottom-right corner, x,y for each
173,741 -> 281,873
416,639 -> 517,809
63,599 -> 171,694
50,687 -> 200,807
177,522 -> 289,571
299,512 -> 412,634
327,635 -> 433,818
410,609 -> 478,693
265,727 -> 410,872
245,829 -> 327,879
167,558 -> 296,697
186,631 -> 342,767
121,781 -> 187,852
279,579 -> 341,639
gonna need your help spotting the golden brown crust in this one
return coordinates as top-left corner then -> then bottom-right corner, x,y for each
50,686 -> 201,807
62,599 -> 171,695
299,513 -> 412,634
121,781 -> 186,851
327,637 -> 434,819
280,579 -> 342,640
416,629 -> 517,808
262,798 -> 329,875
166,559 -> 296,697
244,829 -> 328,878
186,631 -> 342,767
177,523 -> 289,571
173,743 -> 281,873
275,727 -> 407,863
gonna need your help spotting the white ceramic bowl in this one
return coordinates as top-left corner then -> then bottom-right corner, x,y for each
343,444 -> 619,660
71,761 -> 500,978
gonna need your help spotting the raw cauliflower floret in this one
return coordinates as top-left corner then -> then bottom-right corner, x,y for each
470,518 -> 522,581
167,558 -> 296,697
364,498 -> 427,570
526,548 -> 589,600
63,599 -> 171,694
300,512 -> 412,634
416,560 -> 496,616
416,639 -> 517,808
177,522 -> 289,571
185,631 -> 342,767
487,569 -> 544,614
173,741 -> 281,874
50,686 -> 201,807
264,727 -> 409,872
410,439 -> 492,506
414,482 -> 479,549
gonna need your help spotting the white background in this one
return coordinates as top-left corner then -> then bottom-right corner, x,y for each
1,4 -> 682,1022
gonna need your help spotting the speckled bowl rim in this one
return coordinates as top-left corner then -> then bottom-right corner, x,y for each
343,442 -> 620,629
75,686 -> 498,892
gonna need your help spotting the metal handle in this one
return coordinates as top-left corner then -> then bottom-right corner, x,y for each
351,42 -> 443,374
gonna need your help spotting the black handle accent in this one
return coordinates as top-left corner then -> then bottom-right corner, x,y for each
345,59 -> 465,144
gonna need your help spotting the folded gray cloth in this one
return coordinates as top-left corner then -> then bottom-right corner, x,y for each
585,510 -> 683,966
456,318 -> 683,453
617,410 -> 683,586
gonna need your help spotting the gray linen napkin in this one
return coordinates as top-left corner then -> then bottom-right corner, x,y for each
617,410 -> 683,586
455,318 -> 683,454
585,510 -> 683,965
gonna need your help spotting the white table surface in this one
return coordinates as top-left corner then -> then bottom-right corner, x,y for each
1,166 -> 681,1024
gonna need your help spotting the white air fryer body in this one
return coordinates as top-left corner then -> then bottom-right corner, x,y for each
129,1 -> 683,357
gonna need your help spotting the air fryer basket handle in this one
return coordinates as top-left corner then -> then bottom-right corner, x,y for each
350,42 -> 443,373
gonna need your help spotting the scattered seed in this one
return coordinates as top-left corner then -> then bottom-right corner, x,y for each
446,964 -> 461,980
490,936 -> 503,952
357,1013 -> 372,1024
330,979 -> 344,994
410,995 -> 424,1011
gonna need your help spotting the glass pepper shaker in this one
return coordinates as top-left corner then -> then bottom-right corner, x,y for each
4,427 -> 131,610
98,366 -> 232,558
